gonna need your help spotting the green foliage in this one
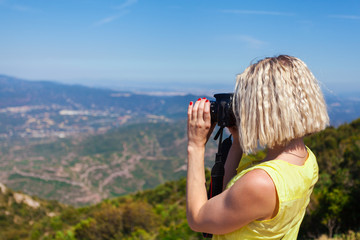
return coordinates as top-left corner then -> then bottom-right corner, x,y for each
0,186 -> 66,240
336,230 -> 360,240
301,118 -> 360,238
133,177 -> 187,205
71,200 -> 161,240
74,218 -> 99,240
20,175 -> 203,240
59,207 -> 80,225
2,118 -> 360,239
50,230 -> 76,240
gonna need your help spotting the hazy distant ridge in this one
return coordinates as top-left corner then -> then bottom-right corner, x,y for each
0,74 -> 359,126
0,75 -> 196,118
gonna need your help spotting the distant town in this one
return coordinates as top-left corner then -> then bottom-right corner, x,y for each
0,104 -> 170,139
0,75 -> 359,140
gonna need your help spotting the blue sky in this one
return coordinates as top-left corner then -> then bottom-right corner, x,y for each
0,0 -> 359,94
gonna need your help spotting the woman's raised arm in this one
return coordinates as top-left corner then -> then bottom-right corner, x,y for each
186,98 -> 277,234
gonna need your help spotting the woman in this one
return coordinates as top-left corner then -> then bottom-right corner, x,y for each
186,55 -> 329,239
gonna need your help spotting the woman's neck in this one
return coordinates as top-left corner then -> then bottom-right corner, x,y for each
263,138 -> 308,166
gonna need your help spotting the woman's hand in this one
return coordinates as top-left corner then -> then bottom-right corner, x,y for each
186,98 -> 212,231
186,98 -> 277,235
187,98 -> 213,149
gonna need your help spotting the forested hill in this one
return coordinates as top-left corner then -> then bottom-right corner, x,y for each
1,118 -> 360,239
301,117 -> 360,238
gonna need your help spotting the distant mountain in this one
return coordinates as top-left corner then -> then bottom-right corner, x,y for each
0,74 -> 359,207
0,75 -> 358,128
324,92 -> 360,126
0,75 -> 202,138
0,75 -> 198,119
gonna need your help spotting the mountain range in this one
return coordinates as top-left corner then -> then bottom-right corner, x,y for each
0,74 -> 359,206
0,74 -> 358,128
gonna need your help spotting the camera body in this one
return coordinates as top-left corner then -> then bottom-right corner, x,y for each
210,93 -> 236,127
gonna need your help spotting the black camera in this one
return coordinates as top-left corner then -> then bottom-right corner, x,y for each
210,93 -> 236,127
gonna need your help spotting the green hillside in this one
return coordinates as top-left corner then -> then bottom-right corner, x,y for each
0,121 -> 217,206
0,176 -> 204,240
301,118 -> 360,238
0,184 -> 67,240
1,118 -> 360,239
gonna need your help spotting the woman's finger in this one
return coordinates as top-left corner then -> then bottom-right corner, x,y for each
197,98 -> 206,122
192,98 -> 201,121
187,101 -> 193,123
203,99 -> 211,124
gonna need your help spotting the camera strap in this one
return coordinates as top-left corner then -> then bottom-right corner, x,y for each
203,127 -> 232,238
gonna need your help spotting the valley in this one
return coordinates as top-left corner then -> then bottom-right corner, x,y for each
0,74 -> 359,206
0,121 -> 217,206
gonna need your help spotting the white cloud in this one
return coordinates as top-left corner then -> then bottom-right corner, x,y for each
94,0 -> 138,27
94,15 -> 121,26
116,0 -> 138,10
221,9 -> 294,16
329,14 -> 360,20
237,35 -> 267,48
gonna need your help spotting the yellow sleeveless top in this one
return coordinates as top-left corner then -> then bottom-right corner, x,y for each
213,146 -> 318,240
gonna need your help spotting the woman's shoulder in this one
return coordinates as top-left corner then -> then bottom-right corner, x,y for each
228,168 -> 278,221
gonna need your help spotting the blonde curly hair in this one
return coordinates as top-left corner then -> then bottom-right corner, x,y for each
233,55 -> 329,153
